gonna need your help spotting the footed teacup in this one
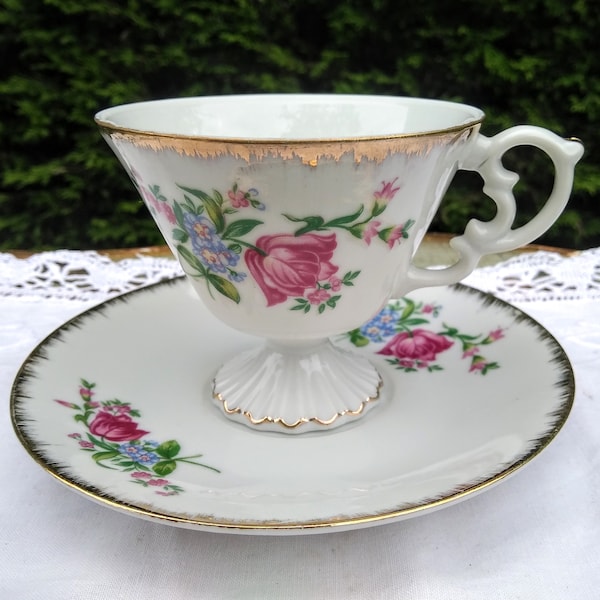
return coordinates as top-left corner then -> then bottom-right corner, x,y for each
96,94 -> 583,433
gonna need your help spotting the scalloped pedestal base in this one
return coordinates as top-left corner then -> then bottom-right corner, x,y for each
211,339 -> 382,434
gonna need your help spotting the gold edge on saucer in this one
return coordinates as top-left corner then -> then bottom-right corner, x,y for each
9,279 -> 575,533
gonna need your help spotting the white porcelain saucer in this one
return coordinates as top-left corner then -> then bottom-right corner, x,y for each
11,278 -> 573,535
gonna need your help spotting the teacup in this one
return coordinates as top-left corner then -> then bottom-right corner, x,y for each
96,94 -> 582,433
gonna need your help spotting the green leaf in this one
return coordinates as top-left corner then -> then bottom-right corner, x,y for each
228,243 -> 242,254
173,201 -> 186,229
222,219 -> 263,239
350,332 -> 370,347
179,186 -> 225,232
347,226 -> 364,239
177,244 -> 207,276
213,189 -> 224,206
153,460 -> 177,476
325,205 -> 365,226
399,299 -> 415,321
401,318 -> 429,327
92,451 -> 119,462
343,270 -> 361,283
284,215 -> 325,235
172,228 -> 189,243
318,303 -> 326,313
208,274 -> 241,303
371,202 -> 387,217
156,440 -> 181,459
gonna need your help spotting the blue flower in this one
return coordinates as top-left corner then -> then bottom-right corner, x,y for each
360,307 -> 400,341
229,271 -> 247,283
118,442 -> 160,466
182,212 -> 242,275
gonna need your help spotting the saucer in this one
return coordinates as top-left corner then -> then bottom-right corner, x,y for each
11,278 -> 573,535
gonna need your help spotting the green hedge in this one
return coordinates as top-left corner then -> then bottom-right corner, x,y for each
1,0 -> 598,250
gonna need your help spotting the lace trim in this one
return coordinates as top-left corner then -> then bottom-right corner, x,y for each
462,247 -> 600,302
1,248 -> 599,303
0,250 -> 184,301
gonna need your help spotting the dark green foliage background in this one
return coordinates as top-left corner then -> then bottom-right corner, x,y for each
1,0 -> 598,250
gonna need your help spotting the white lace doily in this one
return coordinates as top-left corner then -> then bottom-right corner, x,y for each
462,247 -> 600,302
1,247 -> 599,303
0,250 -> 184,301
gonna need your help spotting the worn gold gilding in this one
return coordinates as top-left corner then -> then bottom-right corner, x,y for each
99,123 -> 480,164
212,375 -> 382,430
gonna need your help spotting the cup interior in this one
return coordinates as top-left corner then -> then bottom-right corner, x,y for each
95,94 -> 484,141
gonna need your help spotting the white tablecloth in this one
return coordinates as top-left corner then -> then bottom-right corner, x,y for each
1,249 -> 599,599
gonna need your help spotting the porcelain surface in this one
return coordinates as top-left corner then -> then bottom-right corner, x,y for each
11,278 -> 573,534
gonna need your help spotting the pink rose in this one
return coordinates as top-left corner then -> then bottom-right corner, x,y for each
245,233 -> 339,306
378,329 -> 454,362
89,410 -> 149,442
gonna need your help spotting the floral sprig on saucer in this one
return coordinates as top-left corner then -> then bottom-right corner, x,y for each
346,298 -> 504,374
56,379 -> 220,496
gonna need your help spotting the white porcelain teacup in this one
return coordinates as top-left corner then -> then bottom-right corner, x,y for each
96,94 -> 582,433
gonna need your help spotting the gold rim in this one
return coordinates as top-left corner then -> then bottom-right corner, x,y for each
95,118 -> 484,145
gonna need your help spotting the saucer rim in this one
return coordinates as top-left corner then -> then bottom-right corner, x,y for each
10,278 -> 574,534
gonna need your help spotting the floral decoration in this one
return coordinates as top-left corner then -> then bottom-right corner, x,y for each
347,298 -> 504,374
138,176 -> 415,313
56,380 -> 220,496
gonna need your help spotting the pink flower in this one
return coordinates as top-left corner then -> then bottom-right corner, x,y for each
386,224 -> 406,248
373,177 -> 401,202
131,471 -> 152,479
68,433 -> 81,439
462,346 -> 480,358
79,440 -> 94,448
245,233 -> 339,306
469,361 -> 486,372
422,304 -> 434,314
54,399 -> 78,409
160,203 -> 176,224
378,329 -> 454,362
307,288 -> 331,305
156,491 -> 177,496
228,189 -> 249,208
487,328 -> 504,341
363,220 -> 381,245
89,410 -> 149,442
329,276 -> 342,292
79,387 -> 95,397
148,479 -> 170,487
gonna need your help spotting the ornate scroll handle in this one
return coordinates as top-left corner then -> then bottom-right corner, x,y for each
406,126 -> 584,290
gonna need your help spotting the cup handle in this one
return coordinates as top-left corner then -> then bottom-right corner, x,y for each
405,126 -> 584,290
